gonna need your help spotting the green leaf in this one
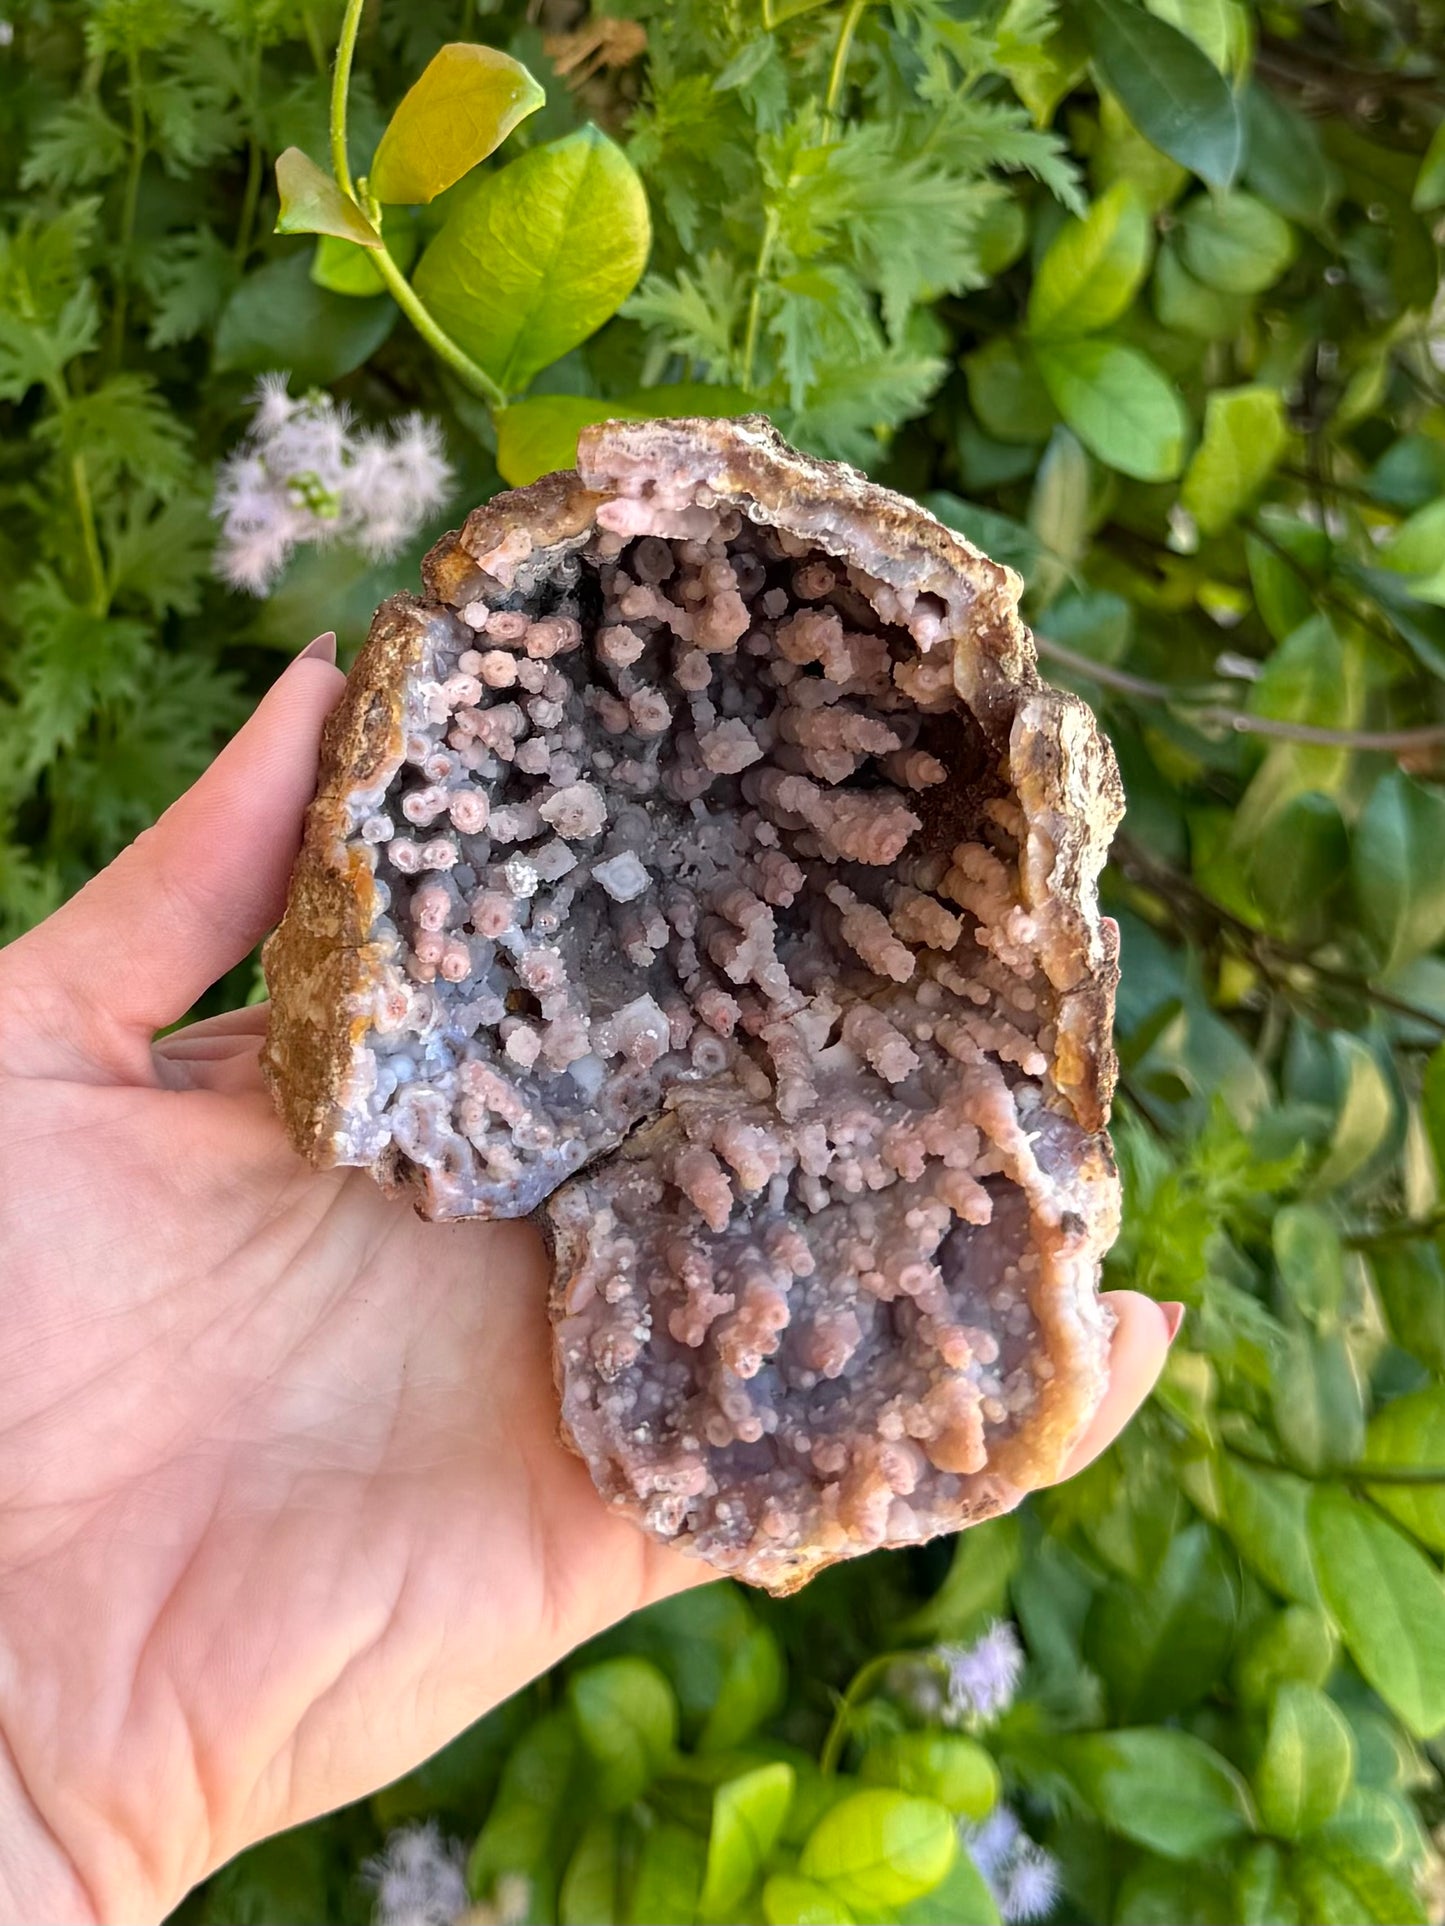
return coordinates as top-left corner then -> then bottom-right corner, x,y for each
1234,1842 -> 1300,1926
762,1875 -> 856,1925
798,1792 -> 956,1912
1308,1487 -> 1445,1739
1034,336 -> 1189,480
701,1622 -> 788,1754
1372,1240 -> 1445,1376
858,1734 -> 999,1819
1074,0 -> 1242,187
1027,181 -> 1152,337
568,1658 -> 677,1809
1247,791 -> 1349,941
1272,1330 -> 1365,1475
1290,1841 -> 1427,1925
560,1815 -> 621,1925
699,1763 -> 795,1922
1180,385 -> 1287,535
903,1514 -> 1021,1642
1364,1387 -> 1445,1553
1423,1044 -> 1445,1183
1243,82 -> 1338,227
213,252 -> 395,385
1085,1522 -> 1240,1722
1253,1682 -> 1355,1839
963,337 -> 1058,444
1180,191 -> 1296,293
630,1821 -> 705,1926
310,211 -> 417,298
413,126 -> 651,395
1116,1856 -> 1239,1925
273,148 -> 381,247
495,384 -> 753,488
467,1709 -> 585,1906
1233,1604 -> 1337,1708
369,43 -> 545,206
1272,1204 -> 1345,1328
1310,1034 -> 1396,1194
1413,118 -> 1445,212
1152,241 -> 1252,339
1064,1728 -> 1254,1856
1352,771 -> 1445,969
893,1849 -> 1001,1925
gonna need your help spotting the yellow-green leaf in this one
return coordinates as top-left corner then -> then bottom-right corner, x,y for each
495,384 -> 752,486
1365,1387 -> 1445,1553
798,1791 -> 956,1911
369,43 -> 545,206
310,209 -> 417,298
1027,181 -> 1152,338
1253,1682 -> 1356,1839
1180,385 -> 1288,536
413,126 -> 650,396
274,147 -> 380,248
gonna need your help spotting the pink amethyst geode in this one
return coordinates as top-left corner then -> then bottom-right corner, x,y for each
262,417 -> 1124,1593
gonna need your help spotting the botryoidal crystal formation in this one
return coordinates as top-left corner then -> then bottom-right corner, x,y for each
262,417 -> 1124,1592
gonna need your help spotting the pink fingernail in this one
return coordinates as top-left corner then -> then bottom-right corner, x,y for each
298,631 -> 338,665
1160,1301 -> 1186,1342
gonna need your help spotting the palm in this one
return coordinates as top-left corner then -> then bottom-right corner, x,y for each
0,649 -> 1170,1925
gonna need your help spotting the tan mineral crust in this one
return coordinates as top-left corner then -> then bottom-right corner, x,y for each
262,416 -> 1125,1593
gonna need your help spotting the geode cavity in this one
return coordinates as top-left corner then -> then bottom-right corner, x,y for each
262,416 -> 1124,1593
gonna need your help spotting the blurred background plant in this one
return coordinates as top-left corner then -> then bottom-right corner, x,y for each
7,0 -> 1445,1919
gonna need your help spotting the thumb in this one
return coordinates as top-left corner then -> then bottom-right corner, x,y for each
4,636 -> 344,1074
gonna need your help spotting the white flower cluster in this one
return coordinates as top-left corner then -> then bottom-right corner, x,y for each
967,1805 -> 1063,1925
364,1823 -> 468,1926
213,374 -> 454,596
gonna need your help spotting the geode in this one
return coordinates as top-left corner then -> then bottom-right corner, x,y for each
262,416 -> 1124,1593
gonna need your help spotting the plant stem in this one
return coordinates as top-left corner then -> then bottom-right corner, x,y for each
235,141 -> 263,264
111,43 -> 147,358
824,0 -> 868,120
1346,1206 -> 1445,1250
327,3 -> 507,407
330,0 -> 365,196
70,454 -> 109,616
741,206 -> 780,392
819,1649 -> 914,1774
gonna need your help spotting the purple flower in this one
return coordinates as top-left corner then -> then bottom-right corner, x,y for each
937,1619 -> 1024,1725
964,1804 -> 1062,1924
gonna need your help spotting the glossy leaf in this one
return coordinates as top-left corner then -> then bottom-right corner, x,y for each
630,1821 -> 705,1926
1180,191 -> 1296,293
1233,1604 -> 1337,1708
1243,81 -> 1338,226
1253,1682 -> 1356,1838
1364,1387 -> 1445,1553
1085,1522 -> 1240,1721
560,1815 -> 621,1925
893,1849 -> 1001,1925
413,126 -> 651,395
1413,118 -> 1445,211
1352,771 -> 1445,968
369,43 -> 545,205
1027,181 -> 1152,337
1074,0 -> 1242,187
1064,1727 -> 1254,1856
1035,336 -> 1189,479
568,1657 -> 677,1809
1272,1204 -> 1345,1328
495,384 -> 752,488
858,1733 -> 1000,1819
762,1875 -> 855,1925
213,253 -> 395,385
1180,384 -> 1288,535
963,336 -> 1058,444
699,1763 -> 795,1921
1373,1239 -> 1445,1376
1309,1487 -> 1445,1738
798,1792 -> 956,1911
273,147 -> 380,247
1272,1329 -> 1365,1474
1291,1841 -> 1427,1925
310,211 -> 416,298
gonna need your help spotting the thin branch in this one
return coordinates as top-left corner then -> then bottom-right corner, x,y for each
1035,633 -> 1445,752
1347,1207 -> 1445,1250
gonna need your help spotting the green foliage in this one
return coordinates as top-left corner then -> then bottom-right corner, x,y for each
8,2 -> 1445,1921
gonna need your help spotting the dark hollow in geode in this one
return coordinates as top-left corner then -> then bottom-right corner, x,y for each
262,417 -> 1124,1593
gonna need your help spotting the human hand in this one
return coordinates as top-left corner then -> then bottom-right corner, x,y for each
0,638 -> 1177,1925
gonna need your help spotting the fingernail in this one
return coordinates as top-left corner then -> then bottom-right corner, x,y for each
298,631 -> 338,665
1160,1301 -> 1186,1342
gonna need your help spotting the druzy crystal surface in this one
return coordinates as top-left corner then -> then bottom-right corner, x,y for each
262,417 -> 1124,1591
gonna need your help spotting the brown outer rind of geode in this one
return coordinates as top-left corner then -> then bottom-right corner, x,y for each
261,415 -> 1125,1592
